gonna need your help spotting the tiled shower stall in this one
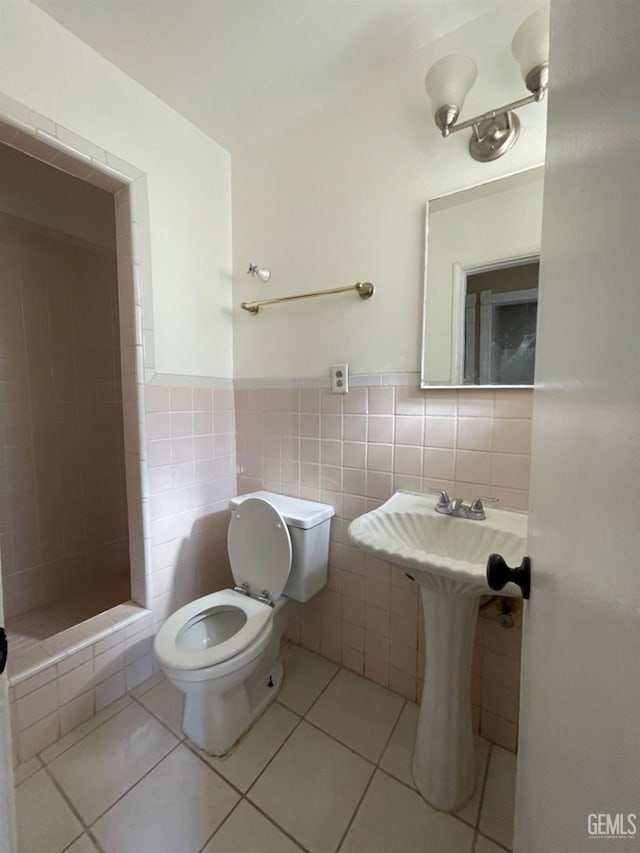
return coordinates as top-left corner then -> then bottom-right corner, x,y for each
0,215 -> 129,633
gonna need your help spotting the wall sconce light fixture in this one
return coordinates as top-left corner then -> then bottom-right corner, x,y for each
247,263 -> 271,283
424,8 -> 549,162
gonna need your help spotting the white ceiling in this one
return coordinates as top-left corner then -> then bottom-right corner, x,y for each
32,0 -> 512,152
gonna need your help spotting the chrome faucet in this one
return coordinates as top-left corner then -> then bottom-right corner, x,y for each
430,490 -> 498,521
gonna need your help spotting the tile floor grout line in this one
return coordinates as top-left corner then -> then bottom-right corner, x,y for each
218,714 -> 317,852
360,687 -> 501,841
84,741 -> 183,831
295,660 -> 496,843
298,661 -> 493,845
35,695 -> 133,768
184,743 -> 314,853
475,742 -> 495,838
195,797 -> 245,853
301,656 -> 414,726
55,743 -> 180,836
85,826 -> 107,853
374,696 -> 407,762
13,753 -> 44,787
469,742 -> 493,830
182,737 -> 255,801
444,791 -> 486,835
41,762 -> 96,851
129,671 -> 164,699
237,655 -> 405,852
373,759 -> 479,830
378,695 -> 407,745
338,763 -> 485,852
191,655 -> 343,852
240,794 -> 313,853
236,655 -> 377,851
448,775 -> 494,837
183,706 -> 305,806
476,829 -> 511,852
305,684 -> 407,853
335,764 -> 377,852
58,830 -> 87,853
334,697 -> 408,852
302,715 -> 378,765
242,716 -> 304,798
176,675 -> 302,786
130,692 -> 187,743
294,657 -> 342,717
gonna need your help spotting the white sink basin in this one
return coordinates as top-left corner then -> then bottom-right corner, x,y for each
348,490 -> 528,813
348,490 -> 527,597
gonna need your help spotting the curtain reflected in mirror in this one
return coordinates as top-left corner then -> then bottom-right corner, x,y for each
463,259 -> 539,385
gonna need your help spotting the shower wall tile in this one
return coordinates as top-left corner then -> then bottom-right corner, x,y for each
0,220 -> 129,618
235,383 -> 531,752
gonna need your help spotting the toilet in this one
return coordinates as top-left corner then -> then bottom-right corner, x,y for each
153,491 -> 334,755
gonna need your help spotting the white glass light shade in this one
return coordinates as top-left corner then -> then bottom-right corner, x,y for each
424,54 -> 477,115
511,7 -> 549,80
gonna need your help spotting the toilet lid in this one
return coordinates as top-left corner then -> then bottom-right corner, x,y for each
227,497 -> 292,599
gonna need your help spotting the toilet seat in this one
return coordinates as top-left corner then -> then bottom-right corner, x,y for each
228,497 -> 292,600
154,589 -> 272,671
155,498 -> 295,677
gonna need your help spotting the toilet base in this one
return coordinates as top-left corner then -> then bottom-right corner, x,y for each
183,656 -> 284,755
179,599 -> 288,755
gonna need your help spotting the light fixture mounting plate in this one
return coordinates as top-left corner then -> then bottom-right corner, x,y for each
469,111 -> 520,162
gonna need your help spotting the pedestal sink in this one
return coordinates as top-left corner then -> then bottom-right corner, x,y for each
348,490 -> 527,812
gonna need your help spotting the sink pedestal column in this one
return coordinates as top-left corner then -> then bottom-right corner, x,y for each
412,584 -> 479,812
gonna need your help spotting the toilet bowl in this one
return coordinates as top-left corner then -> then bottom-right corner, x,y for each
153,491 -> 334,755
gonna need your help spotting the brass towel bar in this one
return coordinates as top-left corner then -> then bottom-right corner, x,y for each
241,281 -> 375,315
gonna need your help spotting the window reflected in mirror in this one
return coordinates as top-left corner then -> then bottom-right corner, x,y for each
421,166 -> 544,388
463,258 -> 539,385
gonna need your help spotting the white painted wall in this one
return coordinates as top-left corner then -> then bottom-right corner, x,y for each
424,170 -> 543,384
1,0 -> 232,379
232,4 -> 546,380
515,0 -> 640,849
0,143 -> 115,249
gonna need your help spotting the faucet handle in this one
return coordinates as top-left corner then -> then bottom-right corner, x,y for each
428,488 -> 450,509
469,496 -> 499,517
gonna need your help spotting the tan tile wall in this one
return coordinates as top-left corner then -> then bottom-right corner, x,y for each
0,219 -> 129,618
235,384 -> 530,752
144,385 -> 238,631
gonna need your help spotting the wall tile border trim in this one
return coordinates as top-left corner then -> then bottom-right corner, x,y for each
148,373 -> 234,389
234,372 -> 423,389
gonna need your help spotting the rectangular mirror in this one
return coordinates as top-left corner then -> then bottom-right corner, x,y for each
420,166 -> 544,387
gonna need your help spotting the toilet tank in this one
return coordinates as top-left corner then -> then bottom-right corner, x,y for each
229,491 -> 334,602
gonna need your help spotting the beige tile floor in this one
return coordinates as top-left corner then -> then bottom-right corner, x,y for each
14,644 -> 517,853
